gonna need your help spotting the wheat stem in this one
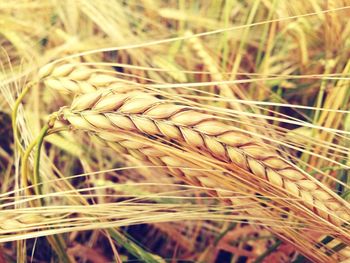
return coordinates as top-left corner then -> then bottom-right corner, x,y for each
34,125 -> 50,201
12,81 -> 35,155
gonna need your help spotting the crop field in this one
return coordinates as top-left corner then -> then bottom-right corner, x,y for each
1,1 -> 350,262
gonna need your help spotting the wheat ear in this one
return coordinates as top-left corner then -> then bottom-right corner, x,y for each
38,62 -> 135,94
90,131 -> 347,262
57,89 -> 350,227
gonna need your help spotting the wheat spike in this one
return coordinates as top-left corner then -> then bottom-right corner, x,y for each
39,62 -> 133,94
57,89 -> 350,227
90,131 -> 347,262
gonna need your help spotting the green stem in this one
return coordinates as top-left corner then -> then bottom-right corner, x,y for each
21,135 -> 38,190
12,81 -> 35,155
20,125 -> 49,193
214,223 -> 236,245
108,228 -> 162,263
34,125 -> 49,201
13,81 -> 70,262
22,125 -> 71,263
253,239 -> 282,263
13,82 -> 34,263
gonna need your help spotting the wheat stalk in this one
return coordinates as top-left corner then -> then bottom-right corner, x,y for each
55,88 -> 350,227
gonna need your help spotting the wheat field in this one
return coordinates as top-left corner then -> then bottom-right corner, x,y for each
1,1 -> 350,262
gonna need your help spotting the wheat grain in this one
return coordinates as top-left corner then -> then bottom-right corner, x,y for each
57,89 -> 350,227
92,131 -> 302,223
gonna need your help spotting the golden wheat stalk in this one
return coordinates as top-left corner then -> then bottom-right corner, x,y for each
57,88 -> 350,228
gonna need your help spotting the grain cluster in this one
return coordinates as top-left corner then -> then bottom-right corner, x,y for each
55,87 -> 350,227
